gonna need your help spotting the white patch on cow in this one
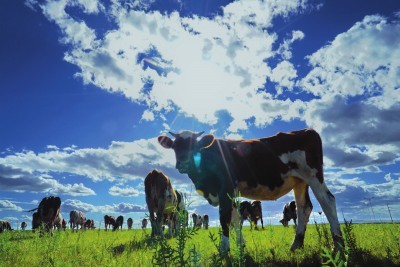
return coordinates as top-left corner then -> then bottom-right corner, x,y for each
208,193 -> 219,206
279,150 -> 318,182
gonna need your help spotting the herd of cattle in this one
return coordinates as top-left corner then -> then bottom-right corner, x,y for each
1,129 -> 343,253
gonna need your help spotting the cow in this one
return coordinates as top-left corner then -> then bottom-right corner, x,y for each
26,196 -> 61,233
127,218 -> 133,229
280,201 -> 297,227
69,210 -> 86,230
203,214 -> 209,229
104,215 -> 116,231
84,219 -> 94,229
142,218 -> 148,229
144,169 -> 180,237
239,200 -> 264,230
0,220 -> 13,233
192,213 -> 203,228
21,221 -> 27,231
62,219 -> 67,230
115,216 -> 124,230
175,189 -> 188,227
158,129 -> 343,253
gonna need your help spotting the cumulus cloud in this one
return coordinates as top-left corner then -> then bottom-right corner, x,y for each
0,163 -> 95,196
62,199 -> 146,214
26,0 -> 313,133
109,185 -> 143,197
0,200 -> 23,211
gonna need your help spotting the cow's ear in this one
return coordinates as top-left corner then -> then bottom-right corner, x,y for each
197,134 -> 215,149
158,135 -> 173,149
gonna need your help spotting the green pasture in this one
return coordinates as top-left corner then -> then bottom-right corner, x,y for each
0,223 -> 399,266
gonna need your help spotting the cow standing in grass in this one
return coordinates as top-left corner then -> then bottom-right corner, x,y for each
104,215 -> 116,231
239,200 -> 264,230
0,220 -> 13,233
69,210 -> 86,230
192,213 -> 203,228
144,169 -> 179,237
21,221 -> 27,231
280,201 -> 297,227
26,196 -> 61,234
158,129 -> 343,253
142,218 -> 148,229
203,214 -> 209,229
127,218 -> 133,229
115,216 -> 124,230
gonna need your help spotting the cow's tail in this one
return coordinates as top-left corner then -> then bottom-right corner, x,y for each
24,208 -> 38,212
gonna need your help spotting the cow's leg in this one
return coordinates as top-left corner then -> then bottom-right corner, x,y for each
309,180 -> 344,250
291,182 -> 313,250
231,204 -> 245,247
219,196 -> 232,255
261,217 -> 264,230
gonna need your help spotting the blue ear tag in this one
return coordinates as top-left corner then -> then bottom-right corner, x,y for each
193,152 -> 201,169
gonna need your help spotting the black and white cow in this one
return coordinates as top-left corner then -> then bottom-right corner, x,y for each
192,213 -> 203,228
239,200 -> 264,230
158,129 -> 343,252
280,201 -> 297,227
69,210 -> 86,230
27,196 -> 61,233
142,218 -> 148,229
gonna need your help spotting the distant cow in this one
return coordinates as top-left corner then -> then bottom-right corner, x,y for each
158,129 -> 344,252
239,200 -> 264,230
115,216 -> 124,230
0,220 -> 12,233
26,196 -> 61,233
203,214 -> 209,229
21,221 -> 27,231
84,219 -> 95,229
145,169 -> 180,237
142,218 -> 148,229
127,218 -> 133,229
192,213 -> 203,228
69,210 -> 86,230
280,201 -> 297,227
104,215 -> 116,231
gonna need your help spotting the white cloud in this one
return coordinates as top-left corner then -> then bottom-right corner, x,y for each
30,0 -> 312,133
0,200 -> 23,211
109,185 -> 143,197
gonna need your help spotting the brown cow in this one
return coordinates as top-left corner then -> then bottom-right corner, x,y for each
0,220 -> 13,233
158,129 -> 343,252
104,215 -> 116,231
141,218 -> 148,229
239,200 -> 264,230
145,169 -> 179,237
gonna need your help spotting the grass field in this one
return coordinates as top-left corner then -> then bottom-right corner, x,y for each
0,222 -> 399,266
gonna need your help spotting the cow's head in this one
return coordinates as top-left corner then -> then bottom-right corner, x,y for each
158,130 -> 215,174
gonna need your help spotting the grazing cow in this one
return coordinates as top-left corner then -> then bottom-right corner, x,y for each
69,210 -> 86,230
61,219 -> 67,230
203,214 -> 209,229
239,200 -> 264,230
280,201 -> 297,227
0,220 -> 13,233
84,219 -> 94,229
26,196 -> 61,233
142,218 -> 148,229
21,221 -> 27,231
127,218 -> 133,229
158,129 -> 343,252
115,216 -> 124,230
192,213 -> 203,228
144,169 -> 179,237
104,215 -> 116,231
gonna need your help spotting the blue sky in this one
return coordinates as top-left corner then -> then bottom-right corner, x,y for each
1,0 -> 399,229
